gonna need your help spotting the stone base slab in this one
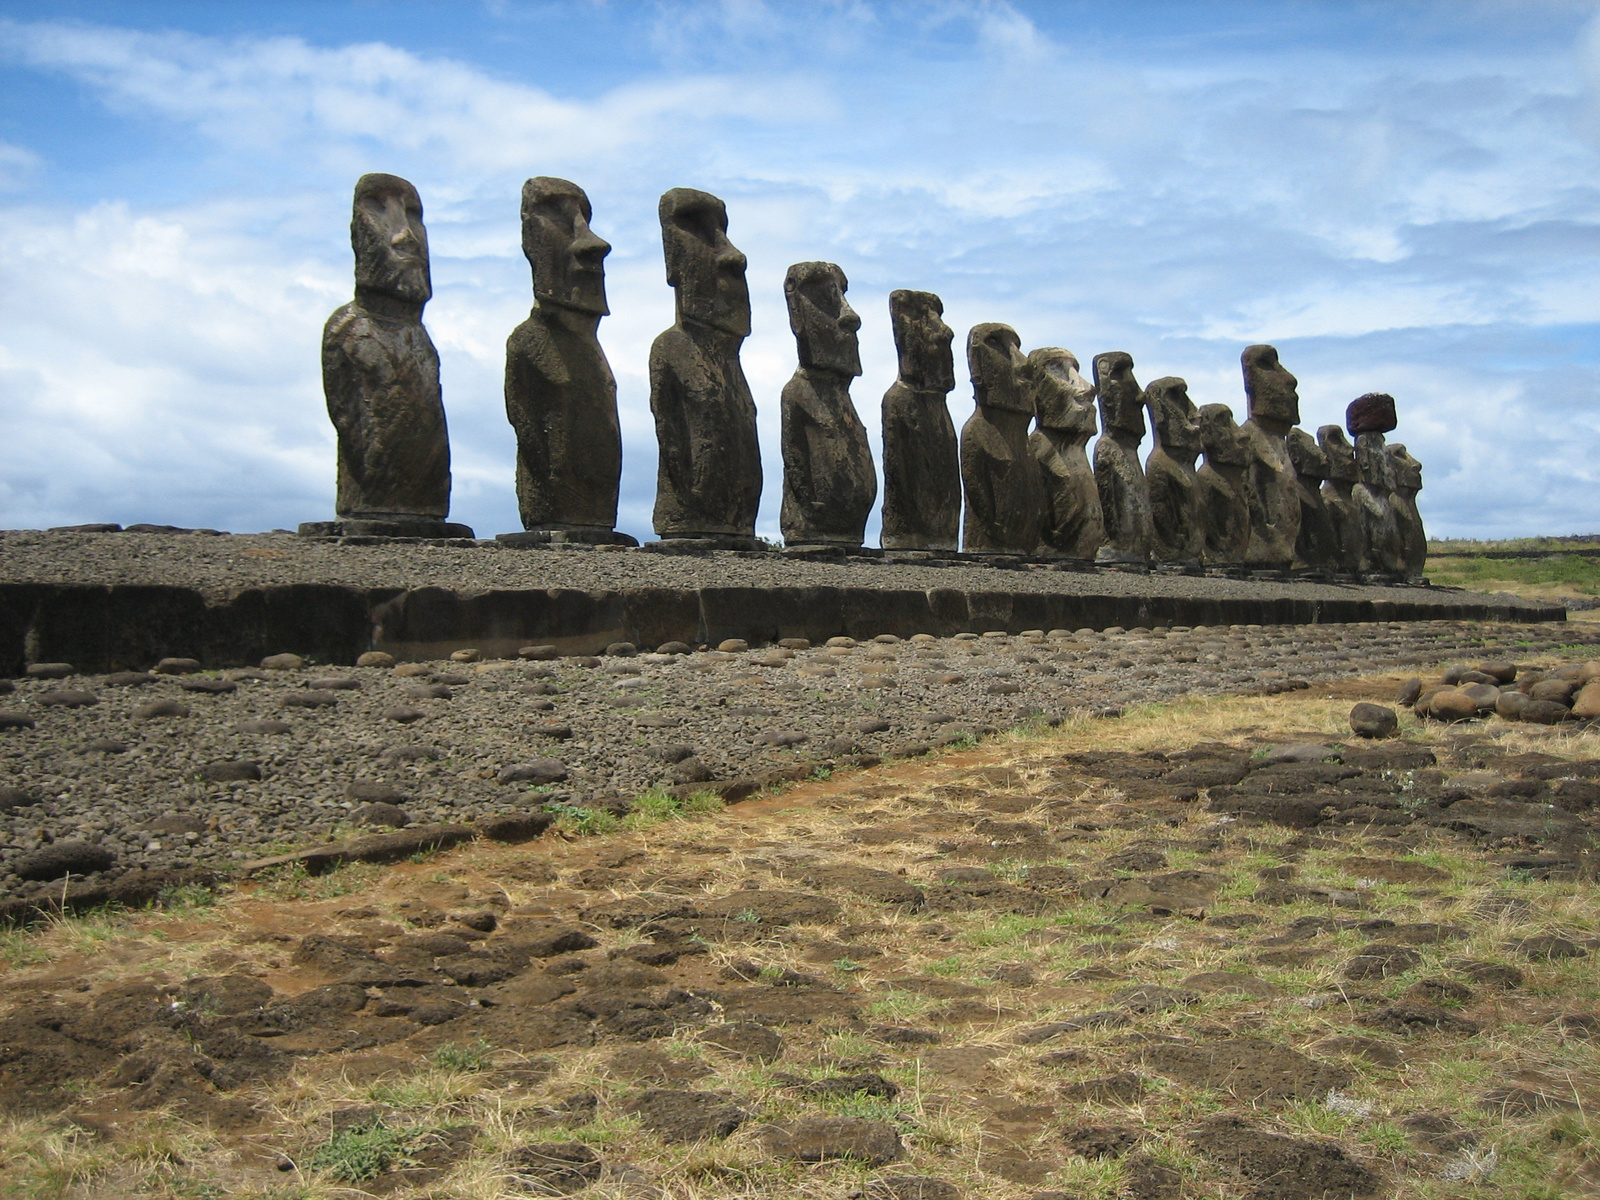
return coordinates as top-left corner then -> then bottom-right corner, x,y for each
496,529 -> 640,547
299,518 -> 476,539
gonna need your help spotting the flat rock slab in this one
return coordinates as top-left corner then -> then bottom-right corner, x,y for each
762,1116 -> 904,1165
1141,1036 -> 1351,1104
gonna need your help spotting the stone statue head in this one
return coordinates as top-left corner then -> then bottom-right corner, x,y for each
1026,348 -> 1097,437
968,324 -> 1030,414
1093,351 -> 1144,439
1286,428 -> 1328,481
1198,403 -> 1247,469
1354,433 -> 1393,491
352,173 -> 430,307
1387,443 -> 1422,492
1317,425 -> 1358,485
659,187 -> 750,337
785,261 -> 861,377
521,177 -> 609,316
889,290 -> 955,393
1145,376 -> 1200,458
1241,344 -> 1299,430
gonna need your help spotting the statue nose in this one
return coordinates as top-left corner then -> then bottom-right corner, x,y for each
840,303 -> 861,333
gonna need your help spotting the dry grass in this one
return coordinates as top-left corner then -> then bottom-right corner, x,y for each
2,652 -> 1598,1199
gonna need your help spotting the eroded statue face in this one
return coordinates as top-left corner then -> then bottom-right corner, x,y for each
1355,433 -> 1393,490
786,261 -> 861,376
1145,376 -> 1201,457
352,173 -> 431,306
1387,443 -> 1422,492
1318,426 -> 1358,484
889,289 -> 955,393
1241,344 -> 1299,429
968,323 -> 1030,414
1027,348 -> 1096,437
1286,428 -> 1328,480
1199,403 -> 1248,468
660,187 -> 751,337
522,177 -> 609,316
1093,351 -> 1144,439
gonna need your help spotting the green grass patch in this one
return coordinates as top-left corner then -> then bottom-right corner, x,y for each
309,1119 -> 414,1182
1425,554 -> 1600,596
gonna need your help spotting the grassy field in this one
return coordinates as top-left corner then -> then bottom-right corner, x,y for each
1425,554 -> 1600,600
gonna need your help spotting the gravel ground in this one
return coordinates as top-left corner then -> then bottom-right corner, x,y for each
0,529 -> 1543,612
2,617 -> 1595,902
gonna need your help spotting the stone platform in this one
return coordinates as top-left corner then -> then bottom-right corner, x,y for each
0,528 -> 1563,673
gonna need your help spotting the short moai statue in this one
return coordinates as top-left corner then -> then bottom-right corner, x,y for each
649,188 -> 762,546
1143,376 -> 1204,566
1286,428 -> 1338,572
1348,393 -> 1405,576
501,177 -> 631,546
1092,351 -> 1153,564
1317,426 -> 1365,577
1238,344 -> 1301,568
960,323 -> 1043,554
306,173 -> 469,538
1026,347 -> 1103,560
881,290 -> 960,551
779,262 -> 876,548
1196,403 -> 1250,565
1387,443 -> 1427,579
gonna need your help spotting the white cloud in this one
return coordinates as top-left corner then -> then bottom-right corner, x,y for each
0,6 -> 1597,540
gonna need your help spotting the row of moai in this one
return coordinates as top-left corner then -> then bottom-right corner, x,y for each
311,173 -> 1425,578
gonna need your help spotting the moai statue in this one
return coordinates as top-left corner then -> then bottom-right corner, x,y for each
881,290 -> 959,551
1348,393 -> 1405,576
1092,351 -> 1152,564
1143,377 -> 1203,565
960,323 -> 1042,554
1387,444 -> 1427,579
1027,347 -> 1103,560
1286,428 -> 1338,571
1196,403 -> 1250,565
649,188 -> 761,546
501,178 -> 631,546
1238,344 -> 1301,568
779,262 -> 876,548
306,173 -> 469,538
1317,426 -> 1365,577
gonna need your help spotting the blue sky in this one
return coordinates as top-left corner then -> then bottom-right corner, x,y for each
1,0 -> 1598,542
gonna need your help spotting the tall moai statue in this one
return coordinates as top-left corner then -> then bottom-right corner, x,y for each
1317,426 -> 1365,577
1092,351 -> 1153,564
1348,393 -> 1405,575
960,323 -> 1042,554
1238,344 -> 1301,568
1027,347 -> 1103,561
501,178 -> 631,546
649,188 -> 762,547
1286,428 -> 1338,571
779,262 -> 876,548
1387,443 -> 1427,579
1196,403 -> 1250,565
1143,376 -> 1203,565
881,290 -> 959,551
305,173 -> 469,538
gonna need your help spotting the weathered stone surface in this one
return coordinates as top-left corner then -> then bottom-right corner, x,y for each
1238,345 -> 1300,568
1143,376 -> 1203,565
1186,1115 -> 1381,1199
881,290 -> 959,551
1286,429 -> 1337,571
780,262 -> 875,548
1196,403 -> 1250,566
650,188 -> 761,541
1353,430 -> 1404,575
1093,351 -> 1152,564
762,1116 -> 903,1164
1028,347 -> 1103,560
320,174 -> 454,532
1346,391 -> 1397,435
1318,425 -> 1365,576
504,177 -> 624,539
1348,702 -> 1398,738
961,324 -> 1042,554
15,840 -> 116,881
1387,443 -> 1426,578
